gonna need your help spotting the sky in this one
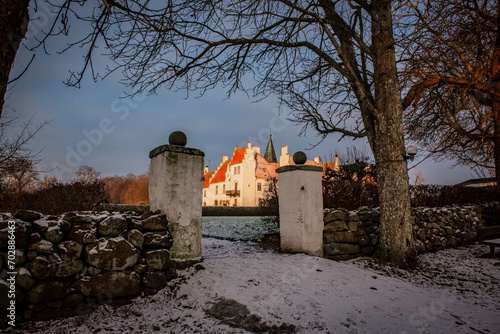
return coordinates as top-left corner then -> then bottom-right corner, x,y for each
2,4 -> 479,185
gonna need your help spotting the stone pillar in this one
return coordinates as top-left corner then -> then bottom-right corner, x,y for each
149,131 -> 204,266
276,152 -> 324,257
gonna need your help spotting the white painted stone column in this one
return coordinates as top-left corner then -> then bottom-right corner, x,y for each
276,152 -> 324,257
149,132 -> 204,266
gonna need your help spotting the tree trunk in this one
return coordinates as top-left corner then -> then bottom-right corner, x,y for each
0,0 -> 31,117
492,3 -> 500,198
370,1 -> 416,267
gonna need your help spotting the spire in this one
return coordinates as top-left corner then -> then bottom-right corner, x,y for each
264,134 -> 277,163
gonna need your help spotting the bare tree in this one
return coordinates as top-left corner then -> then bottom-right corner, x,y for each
399,0 -> 500,190
75,165 -> 101,184
8,157 -> 38,192
0,115 -> 47,191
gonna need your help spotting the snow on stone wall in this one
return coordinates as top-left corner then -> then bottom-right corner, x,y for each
323,203 -> 499,261
0,210 -> 176,327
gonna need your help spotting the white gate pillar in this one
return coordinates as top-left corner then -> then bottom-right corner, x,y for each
149,131 -> 204,266
276,152 -> 324,257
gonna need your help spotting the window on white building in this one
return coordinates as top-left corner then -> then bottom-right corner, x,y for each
234,199 -> 237,206
214,200 -> 218,206
223,185 -> 226,193
204,190 -> 206,197
257,183 -> 262,191
215,186 -> 218,195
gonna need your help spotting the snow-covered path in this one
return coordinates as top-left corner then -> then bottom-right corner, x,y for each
9,239 -> 500,333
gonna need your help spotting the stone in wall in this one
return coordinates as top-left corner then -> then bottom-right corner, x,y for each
13,210 -> 41,222
84,237 -> 139,271
324,209 -> 348,223
324,243 -> 360,255
323,231 -> 358,244
43,225 -> 65,243
73,270 -> 141,298
67,223 -> 97,244
97,216 -> 128,237
324,221 -> 348,232
51,260 -> 84,278
142,271 -> 167,289
29,256 -> 51,280
128,229 -> 144,249
57,241 -> 83,261
144,249 -> 172,270
143,231 -> 173,249
142,215 -> 169,230
16,268 -> 35,290
29,240 -> 54,254
27,281 -> 67,304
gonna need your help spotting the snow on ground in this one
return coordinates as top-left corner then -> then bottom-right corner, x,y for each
9,238 -> 499,334
201,216 -> 279,242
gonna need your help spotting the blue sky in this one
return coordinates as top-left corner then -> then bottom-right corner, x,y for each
3,9 -> 478,185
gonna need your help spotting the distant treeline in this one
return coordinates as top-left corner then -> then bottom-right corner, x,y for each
0,171 -> 150,214
103,173 -> 149,205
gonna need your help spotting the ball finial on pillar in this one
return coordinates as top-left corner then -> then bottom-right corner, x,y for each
169,131 -> 187,146
293,151 -> 307,164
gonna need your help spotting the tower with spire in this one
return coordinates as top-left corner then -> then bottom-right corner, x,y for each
264,134 -> 278,164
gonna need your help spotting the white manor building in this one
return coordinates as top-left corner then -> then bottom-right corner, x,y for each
203,135 -> 337,207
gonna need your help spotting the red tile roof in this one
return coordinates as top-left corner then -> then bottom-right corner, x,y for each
203,171 -> 216,188
210,160 -> 231,184
255,153 -> 279,179
231,147 -> 247,165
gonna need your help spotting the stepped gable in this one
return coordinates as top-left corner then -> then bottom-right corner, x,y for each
203,171 -> 216,188
210,160 -> 231,184
230,146 -> 247,165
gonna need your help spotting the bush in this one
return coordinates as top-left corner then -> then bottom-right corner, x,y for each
323,179 -> 379,210
322,181 -> 496,209
409,185 -> 496,207
0,180 -> 109,214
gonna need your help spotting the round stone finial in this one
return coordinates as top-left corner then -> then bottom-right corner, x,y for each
169,131 -> 187,146
293,151 -> 307,164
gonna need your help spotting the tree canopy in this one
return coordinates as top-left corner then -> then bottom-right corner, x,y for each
399,0 -> 499,187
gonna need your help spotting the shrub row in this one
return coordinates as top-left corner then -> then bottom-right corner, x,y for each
323,181 -> 497,210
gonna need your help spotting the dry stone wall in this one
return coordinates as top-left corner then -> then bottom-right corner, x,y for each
323,203 -> 499,261
0,210 -> 176,327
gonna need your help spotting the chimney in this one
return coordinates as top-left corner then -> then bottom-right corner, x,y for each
314,157 -> 320,163
222,155 -> 229,162
204,166 -> 209,174
247,141 -> 252,149
281,145 -> 288,155
280,145 -> 290,166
